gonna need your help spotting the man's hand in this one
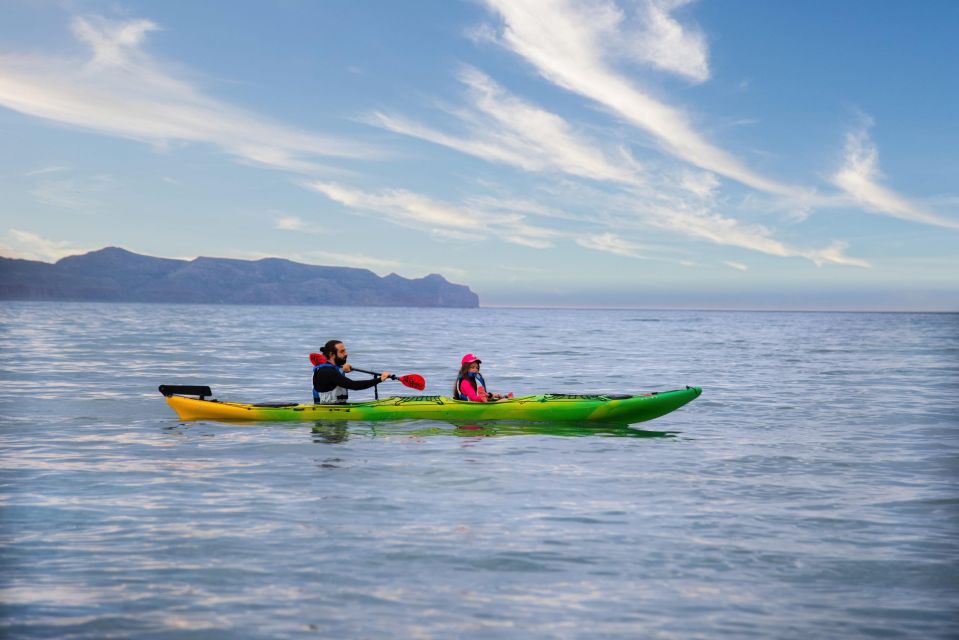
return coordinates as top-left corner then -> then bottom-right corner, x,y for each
379,371 -> 391,381
341,363 -> 352,373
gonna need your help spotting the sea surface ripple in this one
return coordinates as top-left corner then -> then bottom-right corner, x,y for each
1,303 -> 957,638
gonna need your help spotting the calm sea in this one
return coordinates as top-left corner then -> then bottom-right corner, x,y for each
1,302 -> 957,639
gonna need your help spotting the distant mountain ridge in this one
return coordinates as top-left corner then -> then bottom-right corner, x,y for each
0,247 -> 479,307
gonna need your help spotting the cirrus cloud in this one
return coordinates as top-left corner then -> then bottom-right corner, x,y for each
832,119 -> 959,230
368,66 -> 643,186
0,16 -> 380,178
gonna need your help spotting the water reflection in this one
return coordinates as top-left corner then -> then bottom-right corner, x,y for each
311,420 -> 674,442
311,422 -> 349,444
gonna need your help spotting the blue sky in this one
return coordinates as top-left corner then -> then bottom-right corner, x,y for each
1,0 -> 957,310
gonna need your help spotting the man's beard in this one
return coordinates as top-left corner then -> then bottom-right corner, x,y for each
333,355 -> 347,366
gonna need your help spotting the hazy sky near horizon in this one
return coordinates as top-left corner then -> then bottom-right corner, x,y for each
1,0 -> 957,309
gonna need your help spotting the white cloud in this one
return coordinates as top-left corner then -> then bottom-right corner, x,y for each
368,67 -> 643,186
622,0 -> 710,83
647,204 -> 871,267
25,166 -> 69,177
680,169 -> 720,200
832,119 -> 959,230
1,229 -> 89,261
218,249 -> 461,280
576,232 -> 649,258
481,0 -> 799,196
519,170 -> 868,267
306,181 -> 566,249
0,15 -> 379,178
72,16 -> 159,67
464,195 -> 586,223
496,219 -> 566,249
307,251 -> 468,279
305,178 -> 855,266
808,240 -> 871,268
308,181 -> 478,230
307,250 -> 405,273
548,175 -> 870,267
273,215 -> 307,231
723,260 -> 747,271
3,7 -> 927,280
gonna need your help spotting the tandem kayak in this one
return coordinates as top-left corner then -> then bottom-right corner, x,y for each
159,385 -> 702,425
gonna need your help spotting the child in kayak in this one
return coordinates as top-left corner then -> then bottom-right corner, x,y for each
453,353 -> 513,402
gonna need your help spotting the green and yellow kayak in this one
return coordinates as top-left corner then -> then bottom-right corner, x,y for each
159,385 -> 702,425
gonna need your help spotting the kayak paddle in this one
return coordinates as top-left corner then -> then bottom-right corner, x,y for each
351,367 -> 426,391
308,353 -> 426,391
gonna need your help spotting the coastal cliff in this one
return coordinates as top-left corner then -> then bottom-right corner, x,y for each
0,247 -> 479,308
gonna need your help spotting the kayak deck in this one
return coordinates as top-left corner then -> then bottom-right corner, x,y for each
160,387 -> 702,425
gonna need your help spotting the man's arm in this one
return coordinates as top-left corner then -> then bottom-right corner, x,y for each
338,372 -> 381,391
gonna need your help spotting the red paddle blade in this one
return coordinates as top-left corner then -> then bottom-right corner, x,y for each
309,352 -> 327,366
399,374 -> 426,391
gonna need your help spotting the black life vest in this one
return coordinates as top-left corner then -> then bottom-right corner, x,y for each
313,362 -> 348,404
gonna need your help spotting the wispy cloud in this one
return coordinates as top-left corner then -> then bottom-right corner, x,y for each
635,200 -> 871,267
306,177 -> 864,268
576,232 -> 650,258
1,229 -> 89,261
73,15 -> 159,67
274,216 -> 306,231
480,0 -> 799,196
305,250 -> 405,273
217,249 -> 454,279
305,181 -> 566,249
463,194 -> 587,223
368,67 -> 643,186
307,181 -> 479,231
25,165 -> 69,177
0,15 -> 379,177
832,118 -> 959,229
458,2 -> 901,264
271,212 -> 329,234
3,6 -> 935,283
521,172 -> 865,266
522,170 -> 869,267
679,169 -> 720,200
724,260 -> 747,271
621,0 -> 710,83
239,249 -> 465,279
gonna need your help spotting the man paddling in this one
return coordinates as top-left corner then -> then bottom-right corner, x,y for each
313,339 -> 390,404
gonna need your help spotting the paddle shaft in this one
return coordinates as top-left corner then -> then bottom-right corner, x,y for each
351,367 -> 395,381
351,367 -> 391,400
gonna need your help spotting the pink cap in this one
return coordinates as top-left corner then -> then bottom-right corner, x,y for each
461,353 -> 481,364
